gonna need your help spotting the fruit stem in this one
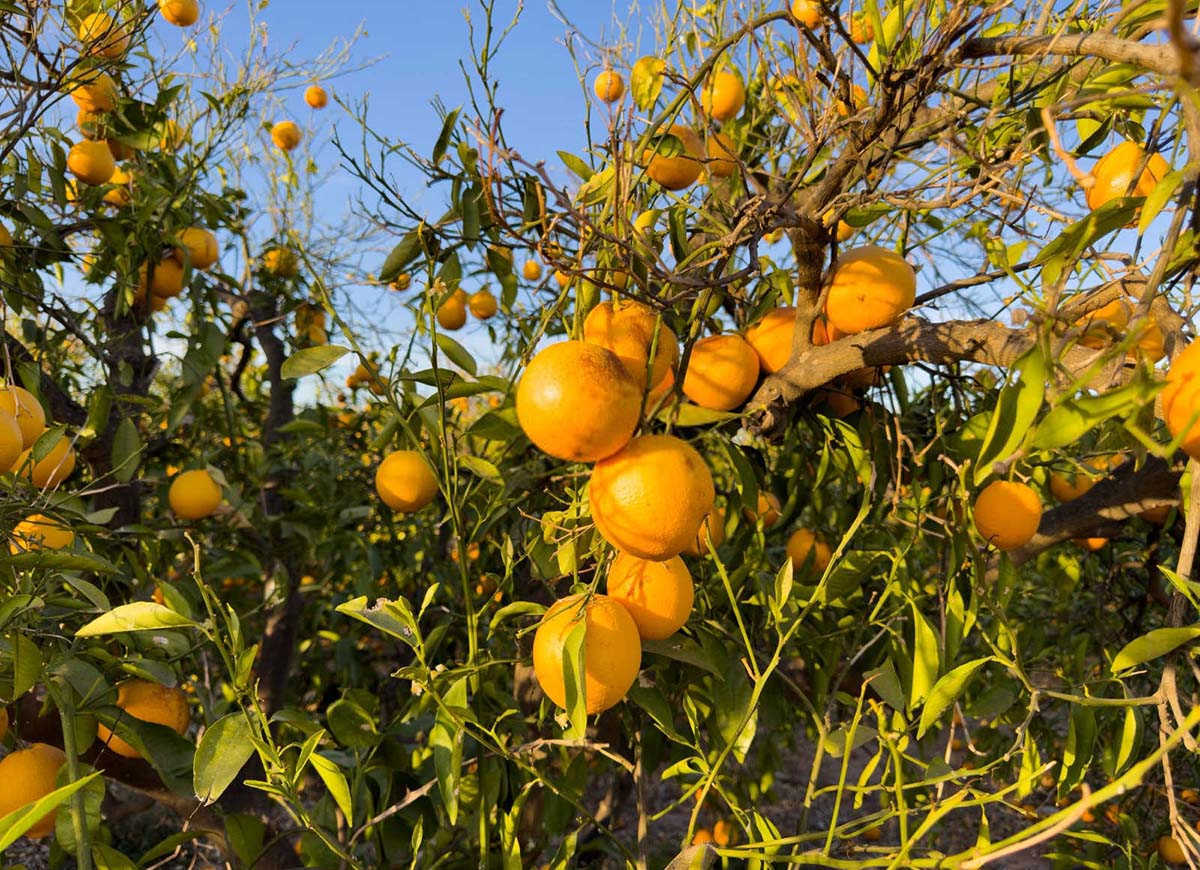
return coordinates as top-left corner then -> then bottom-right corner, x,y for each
53,687 -> 93,870
1040,106 -> 1092,188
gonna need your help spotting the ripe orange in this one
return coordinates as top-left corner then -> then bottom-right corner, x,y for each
712,819 -> 736,847
168,469 -> 222,519
70,73 -> 118,112
702,70 -> 746,122
643,125 -> 704,190
745,491 -> 782,527
0,744 -> 66,839
692,828 -> 715,845
468,288 -> 498,319
1074,536 -> 1107,551
19,437 -> 76,489
583,301 -> 679,395
787,528 -> 831,572
102,165 -> 133,207
522,260 -> 543,281
554,270 -> 572,289
11,514 -> 75,554
683,506 -> 726,556
305,85 -> 328,109
262,247 -> 298,277
1049,455 -> 1120,502
606,552 -> 694,640
745,307 -> 803,373
1131,314 -> 1166,363
1157,835 -> 1187,866
375,450 -> 438,512
78,12 -> 130,59
67,140 -> 116,185
97,679 -> 190,758
140,258 -> 186,299
589,434 -> 715,560
172,227 -> 219,271
1076,298 -> 1130,348
973,480 -> 1042,550
681,334 -> 760,411
825,245 -> 916,334
791,0 -> 823,27
516,341 -> 641,462
849,13 -> 874,43
1162,341 -> 1200,458
1086,141 -> 1169,211
437,291 -> 468,329
835,83 -> 868,117
594,70 -> 625,103
532,593 -> 641,714
271,120 -> 302,151
0,386 -> 45,448
706,132 -> 738,178
0,409 -> 22,470
390,272 -> 411,291
159,0 -> 200,26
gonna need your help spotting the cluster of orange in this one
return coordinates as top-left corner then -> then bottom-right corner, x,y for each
435,285 -> 498,331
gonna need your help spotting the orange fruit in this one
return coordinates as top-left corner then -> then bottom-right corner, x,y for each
0,224 -> 11,248
78,12 -> 130,59
516,341 -> 641,462
787,528 -> 831,572
140,258 -> 186,299
706,132 -> 738,178
0,409 -> 23,471
702,71 -> 746,122
271,120 -> 302,151
468,288 -> 498,319
70,73 -> 118,112
168,469 -> 222,519
712,820 -> 736,847
583,301 -> 679,395
262,247 -> 298,277
67,140 -> 116,185
158,0 -> 200,26
0,386 -> 46,448
849,13 -> 874,43
102,165 -> 133,207
375,450 -> 438,512
1074,536 -> 1107,551
745,307 -> 800,373
825,245 -> 916,334
1049,455 -> 1120,503
1076,298 -> 1130,349
692,828 -> 715,845
532,593 -> 641,714
681,334 -> 760,411
437,293 -> 468,329
305,85 -> 328,109
594,70 -> 625,103
1157,835 -> 1187,866
554,270 -> 572,288
1162,341 -> 1200,458
791,0 -> 823,27
605,552 -> 694,640
835,83 -> 868,117
0,744 -> 66,838
11,514 -> 74,554
973,480 -> 1042,550
861,825 -> 883,842
643,125 -> 704,190
391,272 -> 411,291
589,434 -> 715,560
1086,141 -> 1170,211
1131,314 -> 1166,363
19,437 -> 76,489
745,491 -> 782,527
522,260 -> 543,281
683,506 -> 727,556
172,228 -> 219,270
97,679 -> 190,758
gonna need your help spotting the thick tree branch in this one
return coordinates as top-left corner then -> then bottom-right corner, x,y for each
962,33 -> 1200,85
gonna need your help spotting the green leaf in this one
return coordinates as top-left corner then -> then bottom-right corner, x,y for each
561,617 -> 588,739
917,658 -> 990,738
434,333 -> 476,375
431,677 -> 467,825
974,346 -> 1045,484
432,107 -> 461,165
908,602 -> 940,709
76,602 -> 198,637
193,713 -> 256,804
111,416 -> 141,484
641,635 -> 722,677
378,225 -> 434,283
459,454 -> 501,481
336,596 -> 422,652
0,773 -> 102,851
92,843 -> 138,870
1031,376 -> 1160,449
488,600 -> 545,635
309,752 -> 353,823
1059,705 -> 1096,793
1112,706 -> 1141,776
627,685 -> 688,744
631,56 -> 666,111
1137,167 -> 1184,234
11,550 -> 118,574
661,403 -> 739,427
281,345 -> 350,380
1110,626 -> 1200,674
326,698 -> 380,748
575,166 -> 615,206
222,814 -> 266,869
557,150 -> 593,181
12,632 -> 41,699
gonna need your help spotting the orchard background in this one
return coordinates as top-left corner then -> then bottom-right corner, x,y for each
2,0 -> 1200,867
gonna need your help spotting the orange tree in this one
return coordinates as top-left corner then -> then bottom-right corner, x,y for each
4,0 -> 1200,868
